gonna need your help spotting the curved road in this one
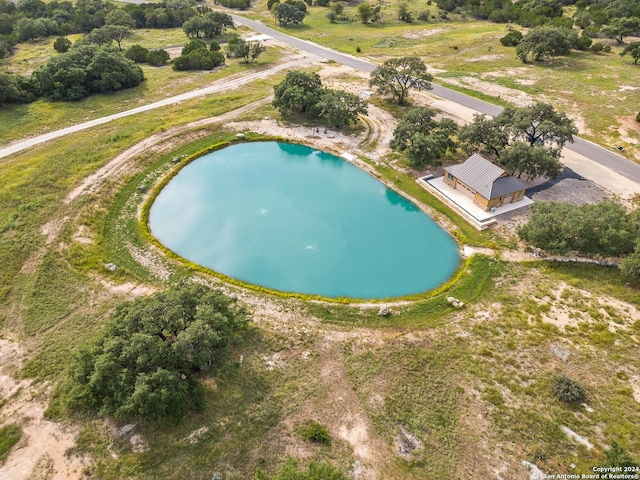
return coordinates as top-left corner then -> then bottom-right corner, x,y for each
232,15 -> 640,184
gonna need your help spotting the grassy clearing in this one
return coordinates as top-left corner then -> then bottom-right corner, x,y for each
467,263 -> 640,467
345,340 -> 465,478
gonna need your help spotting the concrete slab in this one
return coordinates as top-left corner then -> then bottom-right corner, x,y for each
423,176 -> 534,223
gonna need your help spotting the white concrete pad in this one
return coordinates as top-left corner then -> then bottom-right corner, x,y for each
245,34 -> 272,42
425,176 -> 534,222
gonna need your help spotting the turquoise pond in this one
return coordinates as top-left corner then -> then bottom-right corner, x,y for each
149,142 -> 460,298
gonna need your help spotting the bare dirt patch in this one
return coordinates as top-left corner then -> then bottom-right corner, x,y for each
440,75 -> 534,107
0,340 -> 87,480
402,28 -> 445,40
467,54 -> 505,63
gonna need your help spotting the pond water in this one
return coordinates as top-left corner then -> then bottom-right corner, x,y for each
149,142 -> 460,298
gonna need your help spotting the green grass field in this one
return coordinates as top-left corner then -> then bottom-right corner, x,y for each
0,9 -> 639,480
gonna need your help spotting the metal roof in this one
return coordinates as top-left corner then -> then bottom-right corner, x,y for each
444,154 -> 527,200
489,175 -> 528,200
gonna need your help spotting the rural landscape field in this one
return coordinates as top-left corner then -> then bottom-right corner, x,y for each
0,0 -> 639,478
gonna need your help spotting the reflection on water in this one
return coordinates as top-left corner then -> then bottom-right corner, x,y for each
149,142 -> 459,298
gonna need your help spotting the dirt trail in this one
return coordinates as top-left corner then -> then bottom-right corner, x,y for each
318,340 -> 391,479
64,96 -> 273,203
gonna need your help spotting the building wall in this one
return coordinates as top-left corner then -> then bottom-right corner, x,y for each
444,172 -> 526,211
475,189 -> 526,211
444,172 -> 456,187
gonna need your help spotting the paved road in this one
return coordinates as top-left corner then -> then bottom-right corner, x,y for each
232,15 -> 640,184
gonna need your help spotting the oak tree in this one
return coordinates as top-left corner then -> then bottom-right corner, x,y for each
369,56 -> 432,105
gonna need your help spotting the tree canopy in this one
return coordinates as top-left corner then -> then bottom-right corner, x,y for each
34,43 -> 144,100
273,70 -> 323,115
621,42 -> 640,64
65,284 -> 249,423
182,11 -> 234,39
272,70 -> 367,128
369,56 -> 432,106
273,0 -> 306,27
516,26 -> 579,62
459,102 -> 576,179
602,17 -> 640,44
389,107 -> 458,168
0,71 -> 39,106
310,89 -> 367,128
519,201 -> 639,257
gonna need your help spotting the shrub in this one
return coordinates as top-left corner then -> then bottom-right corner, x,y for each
418,9 -> 430,21
501,30 -> 523,47
301,420 -> 330,443
173,48 -> 224,70
125,44 -> 149,63
182,38 -> 207,56
602,441 -> 640,468
209,40 -> 220,51
146,49 -> 169,66
636,111 -> 640,123
552,375 -> 586,403
255,459 -> 348,480
53,36 -> 71,53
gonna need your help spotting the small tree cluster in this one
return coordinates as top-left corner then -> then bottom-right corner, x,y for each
226,37 -> 267,64
173,39 -> 225,71
65,284 -> 249,424
551,375 -> 586,403
519,201 -> 640,258
357,2 -> 382,23
272,70 -> 367,128
34,44 -> 144,101
390,107 -> 458,168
